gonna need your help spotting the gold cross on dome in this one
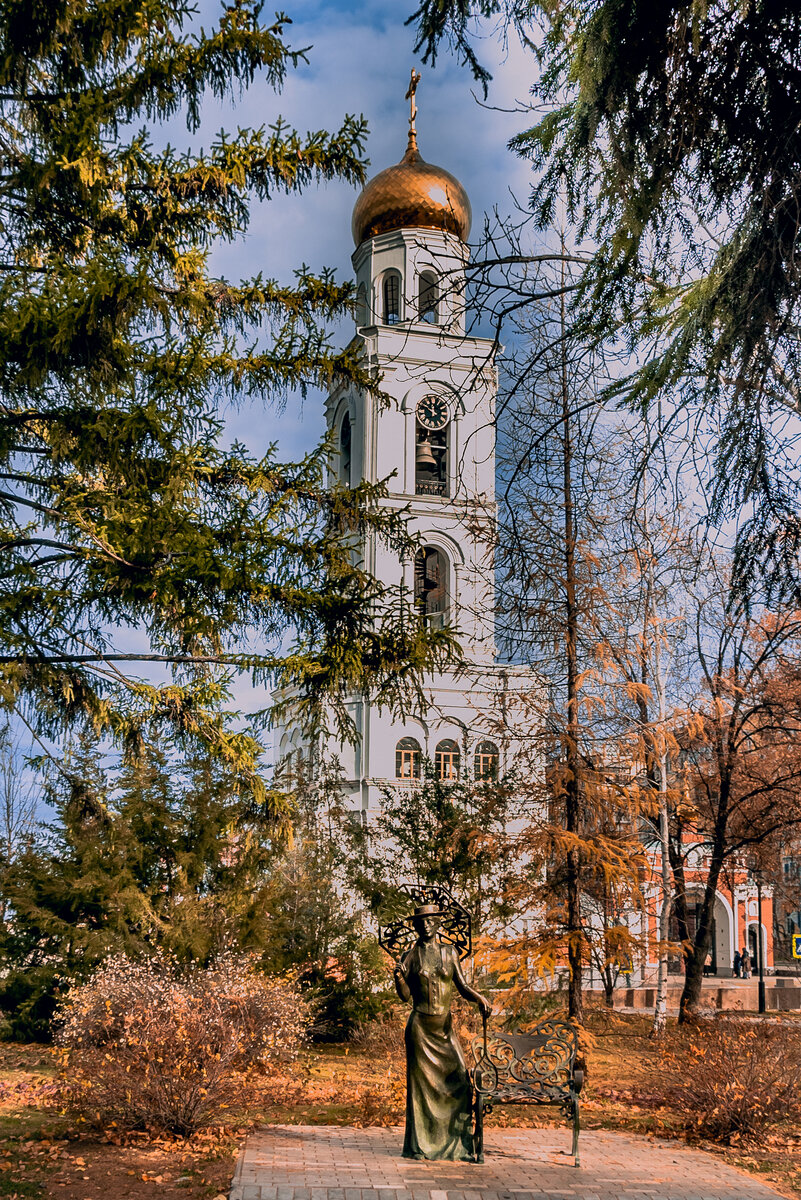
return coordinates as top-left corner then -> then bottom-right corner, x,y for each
405,69 -> 421,133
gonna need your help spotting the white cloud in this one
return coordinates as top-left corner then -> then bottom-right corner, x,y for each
108,3 -> 541,731
186,1 -> 539,460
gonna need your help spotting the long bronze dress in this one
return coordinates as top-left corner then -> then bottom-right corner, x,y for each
398,938 -> 474,1161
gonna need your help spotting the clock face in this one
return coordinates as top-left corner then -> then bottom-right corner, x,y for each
416,395 -> 449,431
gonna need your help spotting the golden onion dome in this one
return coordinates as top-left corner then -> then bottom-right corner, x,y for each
351,131 -> 472,246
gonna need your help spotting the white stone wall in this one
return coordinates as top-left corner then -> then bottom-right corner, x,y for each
275,219 -> 542,815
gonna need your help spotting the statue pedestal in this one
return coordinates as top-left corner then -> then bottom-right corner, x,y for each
228,1124 -> 783,1200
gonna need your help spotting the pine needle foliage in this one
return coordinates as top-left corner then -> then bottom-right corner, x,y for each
255,758 -> 392,1040
0,0 -> 454,777
0,735 -> 284,1039
410,0 -> 801,603
347,760 -> 520,936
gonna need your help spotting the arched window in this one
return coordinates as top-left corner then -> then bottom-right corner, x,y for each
396,736 -> 422,780
415,394 -> 449,497
418,271 -> 438,323
415,420 -> 448,496
355,282 -> 368,326
474,740 -> 500,780
339,413 -> 352,485
435,738 -> 460,781
383,271 -> 401,324
414,547 -> 449,628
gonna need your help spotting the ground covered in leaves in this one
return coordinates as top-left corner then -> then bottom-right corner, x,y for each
1,1009 -> 800,1200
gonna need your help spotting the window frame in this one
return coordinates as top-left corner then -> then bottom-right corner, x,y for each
395,736 -> 422,780
474,740 -> 500,781
414,546 -> 450,629
435,737 -> 461,782
415,417 -> 449,497
383,270 -> 402,325
418,270 -> 439,324
339,412 -> 352,486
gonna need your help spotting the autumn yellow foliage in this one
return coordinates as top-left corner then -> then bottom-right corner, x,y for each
658,1020 -> 801,1144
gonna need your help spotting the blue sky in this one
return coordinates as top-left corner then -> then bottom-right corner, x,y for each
190,0 -> 536,460
12,3 -> 538,783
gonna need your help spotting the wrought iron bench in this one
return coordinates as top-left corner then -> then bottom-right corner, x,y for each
469,1015 -> 584,1166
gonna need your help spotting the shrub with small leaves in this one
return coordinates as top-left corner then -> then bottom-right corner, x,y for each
54,952 -> 306,1134
658,1019 -> 801,1144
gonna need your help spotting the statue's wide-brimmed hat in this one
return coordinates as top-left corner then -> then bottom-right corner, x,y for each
412,903 -> 444,917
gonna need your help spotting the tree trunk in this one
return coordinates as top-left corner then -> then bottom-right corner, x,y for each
679,930 -> 711,1021
561,266 -> 583,1024
633,499 -> 674,1037
603,970 -> 614,1008
565,775 -> 582,1021
652,751 -> 672,1035
651,604 -> 672,1037
678,852 -> 723,1021
678,761 -> 730,1022
669,831 -> 691,948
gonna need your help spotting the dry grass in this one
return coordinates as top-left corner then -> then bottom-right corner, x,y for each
579,1007 -> 801,1196
1,1007 -> 801,1199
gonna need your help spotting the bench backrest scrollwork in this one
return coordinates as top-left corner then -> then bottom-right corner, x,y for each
471,1015 -> 579,1098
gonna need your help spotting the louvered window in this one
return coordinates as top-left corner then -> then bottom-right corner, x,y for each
339,413 -> 351,485
414,547 -> 448,629
383,272 -> 401,324
418,272 -> 438,323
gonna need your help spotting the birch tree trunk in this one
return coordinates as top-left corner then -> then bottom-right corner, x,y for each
638,491 -> 674,1036
651,738 -> 673,1035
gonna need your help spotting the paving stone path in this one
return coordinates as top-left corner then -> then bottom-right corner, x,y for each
229,1125 -> 786,1200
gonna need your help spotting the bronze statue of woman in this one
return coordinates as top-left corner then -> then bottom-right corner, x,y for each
393,903 -> 491,1161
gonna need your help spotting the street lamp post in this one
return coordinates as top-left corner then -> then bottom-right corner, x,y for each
749,859 -> 767,1014
756,874 -> 766,1014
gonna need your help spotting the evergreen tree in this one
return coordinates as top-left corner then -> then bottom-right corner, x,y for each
409,0 -> 801,602
258,759 -> 390,1040
0,0 -> 453,785
1,742 -> 143,1040
0,745 -> 393,1041
0,736 -> 282,1038
348,759 -> 519,936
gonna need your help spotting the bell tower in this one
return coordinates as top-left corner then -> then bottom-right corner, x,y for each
329,77 -> 497,663
279,78 -> 536,813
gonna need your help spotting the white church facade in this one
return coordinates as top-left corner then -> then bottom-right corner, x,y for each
275,104 -> 538,816
272,94 -> 786,1000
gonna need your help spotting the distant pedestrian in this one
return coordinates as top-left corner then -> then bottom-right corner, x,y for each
733,949 -> 742,978
741,947 -> 751,979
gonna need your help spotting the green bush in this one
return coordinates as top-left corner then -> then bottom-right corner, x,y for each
303,933 -> 393,1042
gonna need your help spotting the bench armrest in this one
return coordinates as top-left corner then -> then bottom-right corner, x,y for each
571,1067 -> 585,1094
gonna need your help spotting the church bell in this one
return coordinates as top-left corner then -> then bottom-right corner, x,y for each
416,438 -> 437,468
